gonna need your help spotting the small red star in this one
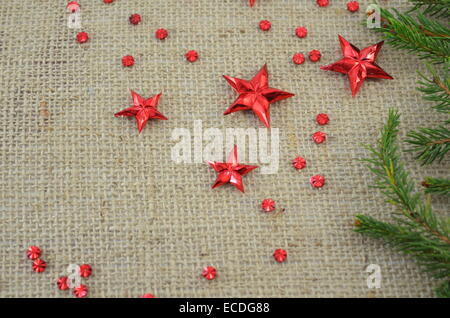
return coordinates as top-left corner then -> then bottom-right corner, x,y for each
223,65 -> 295,128
115,90 -> 168,133
208,145 -> 258,193
249,0 -> 256,7
321,35 -> 393,96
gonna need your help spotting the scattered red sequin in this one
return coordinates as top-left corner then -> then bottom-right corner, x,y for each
141,293 -> 155,298
73,284 -> 88,298
316,113 -> 330,125
79,264 -> 92,278
32,259 -> 46,273
122,55 -> 135,67
104,0 -> 114,3
312,131 -> 327,144
292,157 -> 307,170
185,50 -> 199,63
310,175 -> 325,188
316,0 -> 330,7
259,20 -> 271,31
295,26 -> 308,38
155,28 -> 168,40
66,1 -> 80,13
347,1 -> 360,12
202,266 -> 217,280
309,50 -> 322,62
292,53 -> 305,65
57,276 -> 69,290
76,32 -> 89,44
273,249 -> 287,263
129,14 -> 141,25
26,246 -> 41,260
261,199 -> 276,212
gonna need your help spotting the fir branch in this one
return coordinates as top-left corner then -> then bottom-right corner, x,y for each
422,176 -> 450,196
417,63 -> 450,115
355,109 -> 450,297
436,280 -> 450,297
405,126 -> 450,164
408,0 -> 450,18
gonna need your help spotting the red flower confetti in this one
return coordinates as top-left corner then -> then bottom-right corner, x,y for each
76,32 -> 89,44
208,145 -> 258,193
26,246 -> 41,260
79,264 -> 92,278
32,259 -> 46,273
155,28 -> 168,40
292,156 -> 306,170
249,0 -> 256,7
57,276 -> 69,290
129,14 -> 141,25
202,266 -> 217,280
292,53 -> 305,65
66,1 -> 80,13
295,26 -> 308,38
73,284 -> 88,298
312,131 -> 327,144
309,50 -> 322,62
223,64 -> 295,128
261,199 -> 276,212
273,249 -> 287,263
122,55 -> 135,67
259,20 -> 271,31
141,293 -> 155,298
316,0 -> 330,7
316,113 -> 330,125
310,175 -> 325,188
321,35 -> 393,96
347,1 -> 359,12
115,90 -> 168,133
185,50 -> 199,63
104,0 -> 114,3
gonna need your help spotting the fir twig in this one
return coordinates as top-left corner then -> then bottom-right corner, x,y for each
422,176 -> 450,196
417,62 -> 450,115
406,126 -> 450,164
408,0 -> 450,18
355,109 -> 450,297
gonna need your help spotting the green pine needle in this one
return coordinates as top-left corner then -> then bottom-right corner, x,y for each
406,126 -> 450,164
422,177 -> 450,196
408,0 -> 450,17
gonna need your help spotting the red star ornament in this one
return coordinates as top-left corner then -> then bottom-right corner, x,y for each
320,35 -> 393,96
208,145 -> 258,193
249,0 -> 256,7
115,90 -> 168,133
223,65 -> 295,128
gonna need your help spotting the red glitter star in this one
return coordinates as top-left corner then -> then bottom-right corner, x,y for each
115,90 -> 168,133
223,65 -> 295,128
321,35 -> 393,96
208,145 -> 258,193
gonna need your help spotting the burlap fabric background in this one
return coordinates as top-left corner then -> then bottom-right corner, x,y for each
1,0 -> 449,298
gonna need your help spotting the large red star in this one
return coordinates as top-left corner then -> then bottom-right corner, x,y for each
249,0 -> 256,7
115,90 -> 168,133
223,65 -> 295,128
208,145 -> 258,193
320,35 -> 393,96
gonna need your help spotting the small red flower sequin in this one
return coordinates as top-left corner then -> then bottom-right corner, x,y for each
185,50 -> 199,63
73,284 -> 88,298
295,26 -> 307,38
310,175 -> 325,188
57,276 -> 69,290
129,14 -> 141,25
316,0 -> 330,7
273,249 -> 287,263
32,259 -> 46,273
292,156 -> 306,170
155,28 -> 168,40
312,131 -> 327,144
292,53 -> 305,65
261,199 -> 276,212
202,266 -> 217,280
259,20 -> 271,31
76,32 -> 89,44
316,113 -> 330,125
79,264 -> 92,278
26,246 -> 41,260
347,1 -> 359,12
309,50 -> 322,62
104,0 -> 114,3
122,55 -> 135,67
66,1 -> 80,13
141,293 -> 155,298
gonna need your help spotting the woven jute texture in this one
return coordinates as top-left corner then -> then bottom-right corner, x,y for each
1,0 -> 449,298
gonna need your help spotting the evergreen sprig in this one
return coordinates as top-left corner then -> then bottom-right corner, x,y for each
417,62 -> 450,115
408,0 -> 450,17
355,110 -> 450,297
406,125 -> 450,164
422,176 -> 450,196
